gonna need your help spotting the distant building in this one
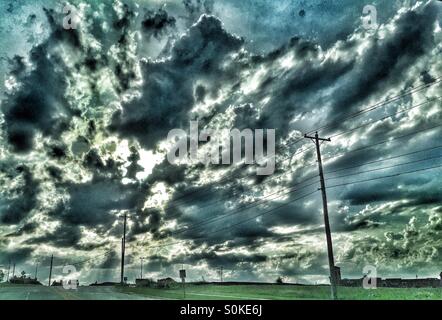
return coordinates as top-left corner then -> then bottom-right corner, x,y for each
135,278 -> 154,287
157,277 -> 176,288
90,281 -> 119,286
9,275 -> 42,285
335,266 -> 442,288
51,280 -> 63,286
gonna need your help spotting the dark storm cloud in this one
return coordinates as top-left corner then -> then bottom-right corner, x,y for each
50,176 -> 141,228
98,250 -> 119,269
236,2 -> 439,139
182,0 -> 214,25
111,3 -> 138,92
125,146 -> 144,180
110,15 -> 244,149
146,159 -> 189,186
240,36 -> 354,139
46,143 -> 68,160
339,172 -> 440,206
0,247 -> 33,264
5,222 -> 38,238
161,176 -> 282,240
128,208 -> 162,239
260,196 -> 320,227
170,184 -> 321,245
0,164 -> 39,225
326,3 -> 438,127
7,55 -> 26,77
0,0 -> 440,283
324,147 -> 381,173
1,8 -> 80,153
25,224 -> 82,248
333,192 -> 442,233
113,3 -> 135,30
142,8 -> 176,39
83,148 -> 122,177
43,147 -> 154,239
143,254 -> 165,272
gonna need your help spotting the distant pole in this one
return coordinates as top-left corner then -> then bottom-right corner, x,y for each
48,255 -> 54,287
182,264 -> 186,299
6,260 -> 10,282
304,132 -> 337,300
12,263 -> 16,278
120,213 -> 127,285
183,279 -> 186,299
120,237 -> 124,284
220,267 -> 224,283
140,257 -> 144,279
34,261 -> 39,280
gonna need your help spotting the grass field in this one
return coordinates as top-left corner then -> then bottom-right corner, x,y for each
120,284 -> 442,300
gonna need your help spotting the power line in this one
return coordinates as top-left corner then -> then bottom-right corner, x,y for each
328,97 -> 441,140
326,155 -> 442,181
169,179 -> 320,237
305,78 -> 442,135
325,145 -> 442,175
139,153 -> 442,242
141,190 -> 319,250
155,97 -> 440,211
22,80 -> 440,278
160,78 -> 440,208
284,78 -> 441,151
38,80 -> 440,266
326,164 -> 442,189
155,120 -> 442,216
322,124 -> 442,161
145,122 -> 441,239
124,181 -> 320,252
161,172 -> 319,225
141,164 -> 442,251
48,153 -> 442,263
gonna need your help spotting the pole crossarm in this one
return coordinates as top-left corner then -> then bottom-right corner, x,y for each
304,133 -> 331,142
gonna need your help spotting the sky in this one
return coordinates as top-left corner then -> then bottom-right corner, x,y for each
0,0 -> 441,285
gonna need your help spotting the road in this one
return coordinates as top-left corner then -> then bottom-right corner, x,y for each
0,285 -> 152,300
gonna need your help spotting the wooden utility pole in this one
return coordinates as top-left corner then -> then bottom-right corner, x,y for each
304,132 -> 337,300
48,255 -> 53,286
120,213 -> 127,285
140,257 -> 144,279
219,267 -> 224,283
34,261 -> 39,280
6,260 -> 10,282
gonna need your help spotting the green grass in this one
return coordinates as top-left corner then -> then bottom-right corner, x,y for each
120,284 -> 442,300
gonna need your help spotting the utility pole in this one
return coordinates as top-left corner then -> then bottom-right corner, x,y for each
6,260 -> 10,282
304,132 -> 338,300
48,255 -> 53,287
181,264 -> 186,299
140,257 -> 144,279
34,261 -> 39,280
12,263 -> 16,278
120,213 -> 127,285
219,267 -> 224,283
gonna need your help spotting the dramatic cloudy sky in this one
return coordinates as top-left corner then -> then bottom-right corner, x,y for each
0,0 -> 441,285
